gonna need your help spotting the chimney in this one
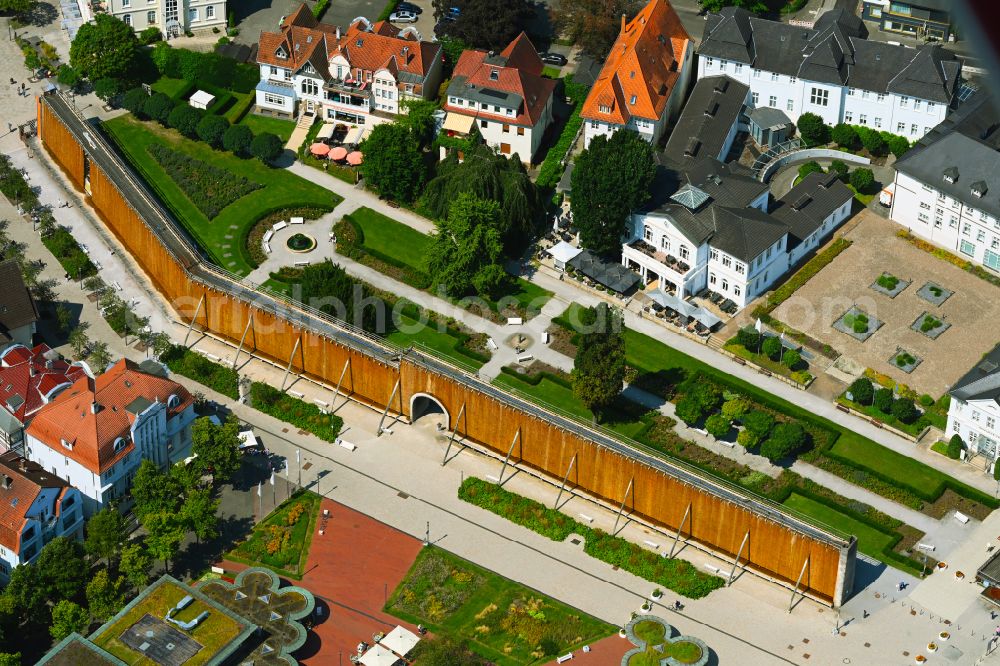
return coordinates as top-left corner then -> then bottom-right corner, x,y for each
45,359 -> 53,369
18,459 -> 26,472
29,365 -> 35,377
1,476 -> 11,490
621,13 -> 626,33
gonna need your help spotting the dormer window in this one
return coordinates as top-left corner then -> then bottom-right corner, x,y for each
275,47 -> 288,59
167,394 -> 181,409
599,104 -> 611,113
943,167 -> 959,184
60,439 -> 72,451
113,437 -> 127,453
972,181 -> 988,198
356,39 -> 363,47
629,95 -> 637,105
490,69 -> 499,81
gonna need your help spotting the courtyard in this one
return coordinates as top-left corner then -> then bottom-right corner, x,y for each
771,211 -> 1000,397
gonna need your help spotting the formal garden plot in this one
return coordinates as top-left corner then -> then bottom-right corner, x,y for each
891,349 -> 922,373
146,144 -> 263,219
870,271 -> 910,298
917,281 -> 953,306
833,306 -> 883,341
227,491 -> 321,578
387,546 -> 615,664
623,616 -> 708,666
912,312 -> 951,339
286,232 -> 316,253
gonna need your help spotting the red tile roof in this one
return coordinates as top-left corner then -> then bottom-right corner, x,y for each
26,359 -> 193,476
581,0 -> 690,125
256,3 -> 439,86
443,32 -> 556,127
0,344 -> 89,423
0,450 -> 69,553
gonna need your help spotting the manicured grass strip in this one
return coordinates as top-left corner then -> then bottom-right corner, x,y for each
386,313 -> 487,371
458,477 -> 725,599
836,395 -> 927,437
42,226 -> 97,280
783,493 -> 923,576
239,113 -> 297,143
226,491 -> 321,579
151,76 -> 194,99
102,115 -> 338,275
347,206 -> 431,272
249,382 -> 343,442
387,545 -> 615,664
160,344 -> 238,399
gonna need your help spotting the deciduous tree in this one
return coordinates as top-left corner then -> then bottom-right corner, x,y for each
131,460 -> 183,521
550,0 -> 631,61
168,105 -> 203,138
433,0 -> 533,50
850,167 -> 875,192
196,114 -> 229,148
571,303 -> 625,419
571,130 -> 656,257
830,123 -> 858,149
222,124 -> 254,156
85,507 -> 127,567
849,377 -> 874,405
122,87 -> 149,117
119,543 -> 153,590
250,132 -> 283,164
181,488 -> 220,544
705,414 -> 731,439
69,14 -> 138,81
358,122 -> 426,203
796,112 -> 829,146
426,194 -> 508,299
143,512 -> 185,573
85,570 -> 126,622
49,600 -> 89,641
143,92 -> 174,126
191,415 -> 241,482
760,422 -> 808,461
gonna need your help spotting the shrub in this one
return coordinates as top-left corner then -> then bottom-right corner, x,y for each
884,133 -> 910,158
919,394 -> 935,407
251,132 -> 283,164
146,143 -> 262,218
831,123 -> 859,149
223,123 -> 254,156
760,422 -> 808,462
167,104 -> 203,138
159,344 -> 238,398
139,26 -> 163,45
849,378 -> 874,405
994,459 -> 1000,481
674,397 -> 703,426
143,92 -> 174,125
313,0 -> 331,19
687,379 -> 723,413
947,434 -> 964,460
797,161 -> 824,181
860,129 -> 886,156
93,77 -> 123,104
891,397 -> 919,425
737,429 -> 759,448
782,349 -> 801,369
796,112 -> 829,146
873,388 -> 894,414
761,336 -> 782,360
876,273 -> 899,290
196,114 -> 229,148
735,326 -> 759,350
742,411 -> 774,439
122,87 -> 149,117
705,414 -> 731,439
850,167 -> 875,192
829,159 -> 849,179
920,315 -> 942,332
56,64 -> 81,90
250,382 -> 343,442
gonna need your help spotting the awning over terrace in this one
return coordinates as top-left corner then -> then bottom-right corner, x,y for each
442,112 -> 476,134
568,250 -> 641,294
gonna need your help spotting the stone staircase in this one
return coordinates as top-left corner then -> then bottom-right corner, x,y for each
284,112 -> 316,152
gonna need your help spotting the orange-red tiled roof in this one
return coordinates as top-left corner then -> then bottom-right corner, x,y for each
0,451 -> 69,553
581,0 -> 690,125
0,344 -> 89,422
443,32 -> 555,128
26,359 -> 193,476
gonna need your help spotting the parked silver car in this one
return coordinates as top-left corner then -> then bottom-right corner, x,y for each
389,10 -> 418,23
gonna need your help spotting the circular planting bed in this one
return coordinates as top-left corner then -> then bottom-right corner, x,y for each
622,615 -> 709,666
287,233 -> 317,253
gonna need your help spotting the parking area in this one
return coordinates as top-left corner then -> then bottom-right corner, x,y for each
232,0 -> 397,47
771,210 -> 1000,397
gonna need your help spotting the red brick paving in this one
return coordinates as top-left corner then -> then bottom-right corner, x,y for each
542,633 -> 631,665
218,498 -> 424,665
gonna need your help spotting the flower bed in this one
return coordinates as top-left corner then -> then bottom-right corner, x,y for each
891,349 -> 921,374
871,272 -> 910,298
146,143 -> 262,219
833,306 -> 883,342
917,281 -> 952,306
226,491 -> 321,578
911,312 -> 950,339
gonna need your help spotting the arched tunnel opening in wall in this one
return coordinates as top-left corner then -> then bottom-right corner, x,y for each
410,393 -> 450,426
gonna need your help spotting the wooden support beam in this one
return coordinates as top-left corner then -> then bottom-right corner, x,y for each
232,315 -> 255,369
280,336 -> 302,392
496,428 -> 521,485
668,503 -> 693,558
332,358 -> 351,407
377,377 -> 401,436
441,401 -> 467,466
182,293 -> 205,346
612,477 -> 634,535
788,556 -> 811,613
728,530 -> 751,585
554,453 -> 578,509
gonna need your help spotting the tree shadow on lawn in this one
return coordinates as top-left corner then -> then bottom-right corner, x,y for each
169,513 -> 256,581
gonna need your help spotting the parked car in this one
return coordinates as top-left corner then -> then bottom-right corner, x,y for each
390,10 -> 418,23
539,52 -> 568,66
397,1 -> 423,14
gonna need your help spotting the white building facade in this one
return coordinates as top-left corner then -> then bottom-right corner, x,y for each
104,0 -> 226,36
946,349 -> 1000,461
698,7 -> 959,141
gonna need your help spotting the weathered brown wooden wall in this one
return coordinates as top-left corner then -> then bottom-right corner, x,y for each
39,99 -> 852,605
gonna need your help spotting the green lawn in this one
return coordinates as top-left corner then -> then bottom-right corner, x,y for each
151,76 -> 194,99
348,206 -> 431,271
542,65 -> 563,78
493,369 -> 653,441
828,434 -> 945,493
387,547 -> 615,664
387,313 -> 486,371
240,113 -> 298,143
103,115 -> 339,275
783,493 -> 903,567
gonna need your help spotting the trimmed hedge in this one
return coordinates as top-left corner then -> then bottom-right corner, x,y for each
458,477 -> 725,598
159,344 -> 239,399
536,76 -> 590,189
250,382 -> 344,442
41,226 -> 98,280
313,0 -> 331,19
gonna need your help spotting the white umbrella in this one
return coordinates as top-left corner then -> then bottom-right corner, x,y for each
379,626 -> 420,657
359,645 -> 399,666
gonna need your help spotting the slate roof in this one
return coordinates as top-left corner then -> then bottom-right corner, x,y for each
0,260 -> 37,345
748,106 -> 791,130
950,345 -> 1000,404
770,172 -> 854,250
26,359 -> 193,475
710,206 -> 789,261
444,33 -> 556,128
663,76 -> 749,163
581,0 -> 691,125
700,7 -> 960,103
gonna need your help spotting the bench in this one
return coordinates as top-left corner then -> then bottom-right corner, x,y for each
272,221 -> 288,232
955,512 -> 970,524
295,260 -> 310,266
578,513 -> 594,523
262,230 -> 274,243
336,438 -> 356,451
507,317 -> 523,325
836,404 -> 850,413
486,337 -> 498,351
517,354 -> 534,363
643,540 -> 659,549
288,390 -> 304,398
290,217 -> 304,225
703,564 -> 720,574
263,242 -> 271,254
556,654 -> 573,664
